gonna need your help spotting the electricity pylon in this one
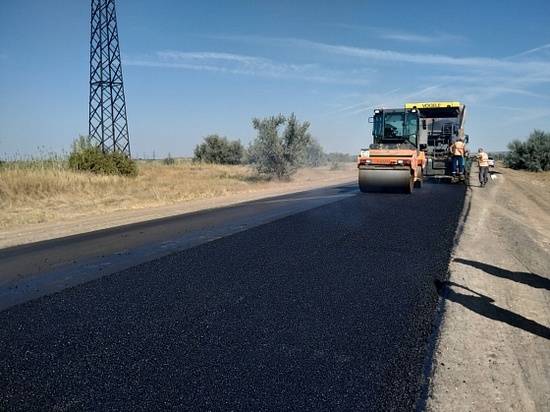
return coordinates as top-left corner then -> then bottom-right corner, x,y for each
88,0 -> 131,156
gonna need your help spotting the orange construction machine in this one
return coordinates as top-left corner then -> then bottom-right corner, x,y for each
357,106 -> 426,193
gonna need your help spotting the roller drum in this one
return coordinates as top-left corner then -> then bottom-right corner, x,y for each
358,168 -> 413,193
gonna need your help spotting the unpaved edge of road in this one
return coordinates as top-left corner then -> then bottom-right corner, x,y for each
423,166 -> 550,411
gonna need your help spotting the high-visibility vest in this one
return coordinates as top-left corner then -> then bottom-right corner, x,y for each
478,152 -> 489,167
452,141 -> 465,156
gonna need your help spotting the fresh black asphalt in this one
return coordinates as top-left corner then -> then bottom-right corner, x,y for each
0,184 -> 356,310
0,182 -> 465,411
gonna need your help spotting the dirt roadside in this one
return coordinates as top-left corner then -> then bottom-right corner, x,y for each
0,167 -> 356,249
427,165 -> 550,411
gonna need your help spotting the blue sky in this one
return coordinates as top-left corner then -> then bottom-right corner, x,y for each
1,0 -> 550,158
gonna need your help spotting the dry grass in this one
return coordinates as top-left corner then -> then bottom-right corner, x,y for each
502,166 -> 550,204
0,159 -> 354,230
498,162 -> 550,186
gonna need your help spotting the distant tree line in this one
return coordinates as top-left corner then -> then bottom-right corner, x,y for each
505,129 -> 550,172
487,152 -> 508,161
193,113 -> 355,179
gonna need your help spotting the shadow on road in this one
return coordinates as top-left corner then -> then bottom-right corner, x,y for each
435,280 -> 550,340
454,258 -> 550,291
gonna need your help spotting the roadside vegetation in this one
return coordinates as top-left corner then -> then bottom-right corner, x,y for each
247,114 -> 311,179
193,135 -> 244,165
1,114 -> 356,229
0,158 -> 354,229
505,129 -> 550,172
68,136 -> 138,177
191,114 -> 355,179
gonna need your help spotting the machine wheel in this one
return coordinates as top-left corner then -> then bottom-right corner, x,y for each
359,169 -> 414,193
359,178 -> 369,193
358,170 -> 376,193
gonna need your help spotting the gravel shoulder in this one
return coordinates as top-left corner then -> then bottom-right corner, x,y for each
427,165 -> 550,411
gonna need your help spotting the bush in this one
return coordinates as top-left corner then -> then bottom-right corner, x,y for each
302,139 -> 327,167
194,135 -> 244,164
329,161 -> 342,170
68,136 -> 138,176
110,151 -> 138,176
248,113 -> 312,179
164,153 -> 175,165
505,130 -> 550,172
488,152 -> 507,161
326,152 -> 356,163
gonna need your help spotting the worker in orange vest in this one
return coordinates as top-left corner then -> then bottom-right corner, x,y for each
477,148 -> 490,187
450,137 -> 466,176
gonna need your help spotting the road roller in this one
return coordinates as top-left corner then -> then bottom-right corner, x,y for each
358,106 -> 426,193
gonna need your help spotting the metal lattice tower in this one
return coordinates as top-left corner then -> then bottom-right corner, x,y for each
89,0 -> 131,156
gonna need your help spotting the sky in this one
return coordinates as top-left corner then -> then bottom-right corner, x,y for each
1,0 -> 550,158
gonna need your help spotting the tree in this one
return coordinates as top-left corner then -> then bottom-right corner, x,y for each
505,130 -> 550,171
194,135 -> 244,165
301,138 -> 327,167
248,113 -> 312,179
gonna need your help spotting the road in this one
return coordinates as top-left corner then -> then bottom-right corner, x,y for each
0,181 -> 465,411
0,184 -> 358,310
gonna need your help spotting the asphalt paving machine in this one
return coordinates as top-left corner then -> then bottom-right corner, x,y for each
357,106 -> 426,193
406,101 -> 468,182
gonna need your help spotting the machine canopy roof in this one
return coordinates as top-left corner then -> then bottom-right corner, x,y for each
405,102 -> 463,119
405,101 -> 461,109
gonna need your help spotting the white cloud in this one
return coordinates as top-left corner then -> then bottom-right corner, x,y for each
127,36 -> 550,118
329,88 -> 402,114
379,32 -> 435,43
377,30 -> 465,45
157,51 -> 268,64
282,38 -> 550,72
328,24 -> 466,44
339,85 -> 444,116
214,34 -> 550,72
212,34 -> 550,108
508,43 -> 550,59
124,50 -> 372,85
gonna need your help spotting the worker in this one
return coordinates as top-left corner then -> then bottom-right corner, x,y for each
450,137 -> 466,176
477,148 -> 489,187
